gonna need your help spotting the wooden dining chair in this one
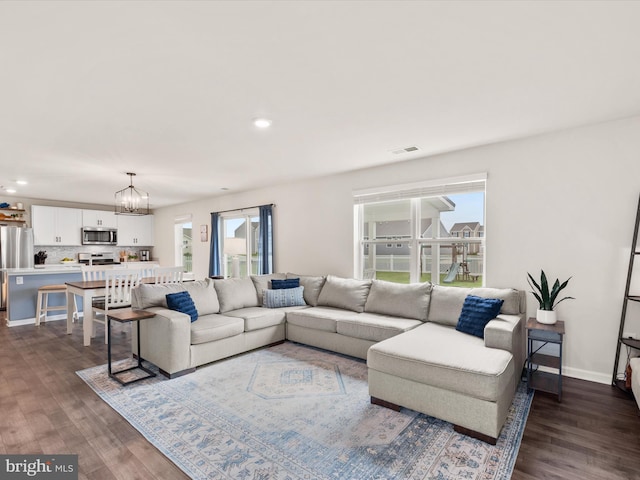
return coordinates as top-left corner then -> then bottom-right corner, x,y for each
91,269 -> 140,344
72,265 -> 116,322
124,264 -> 157,285
154,266 -> 184,284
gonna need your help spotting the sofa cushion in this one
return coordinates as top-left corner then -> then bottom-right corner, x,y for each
263,286 -> 306,308
132,281 -> 220,315
132,283 -> 186,309
214,277 -> 259,313
286,306 -> 360,333
337,312 -> 422,342
456,295 -> 504,338
428,285 -> 472,326
367,322 -> 514,402
250,273 -> 287,306
190,314 -> 244,345
225,307 -> 287,332
470,287 -> 521,315
186,280 -> 220,315
364,280 -> 432,321
287,273 -> 325,306
317,275 -> 372,313
166,291 -> 198,322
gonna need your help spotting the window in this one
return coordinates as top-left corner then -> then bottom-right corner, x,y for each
222,210 -> 260,277
209,204 -> 273,278
174,214 -> 192,273
354,174 -> 486,286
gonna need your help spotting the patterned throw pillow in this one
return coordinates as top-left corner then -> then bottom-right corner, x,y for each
166,291 -> 199,322
271,278 -> 300,290
455,295 -> 504,338
263,286 -> 306,308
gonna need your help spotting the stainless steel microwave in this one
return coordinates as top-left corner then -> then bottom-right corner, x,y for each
81,227 -> 118,245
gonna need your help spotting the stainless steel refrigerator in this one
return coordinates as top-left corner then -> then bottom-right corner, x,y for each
1,226 -> 34,310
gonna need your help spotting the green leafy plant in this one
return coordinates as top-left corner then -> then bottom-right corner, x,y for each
527,270 -> 574,311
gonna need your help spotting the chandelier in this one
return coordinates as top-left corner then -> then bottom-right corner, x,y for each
114,172 -> 150,215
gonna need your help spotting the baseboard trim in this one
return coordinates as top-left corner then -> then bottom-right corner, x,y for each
562,366 -> 611,385
8,314 -> 65,327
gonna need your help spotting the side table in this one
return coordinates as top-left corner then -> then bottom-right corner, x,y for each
107,308 -> 156,386
526,317 -> 565,401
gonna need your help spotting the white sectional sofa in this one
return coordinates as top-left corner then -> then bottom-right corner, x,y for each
630,357 -> 640,410
131,273 -> 525,444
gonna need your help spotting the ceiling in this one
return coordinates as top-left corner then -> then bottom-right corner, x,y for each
2,1 -> 640,209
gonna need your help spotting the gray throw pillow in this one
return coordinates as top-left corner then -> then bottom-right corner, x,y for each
316,275 -> 372,313
213,277 -> 259,312
287,273 -> 326,306
364,280 -> 432,321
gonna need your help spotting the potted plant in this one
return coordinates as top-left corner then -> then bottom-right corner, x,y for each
527,270 -> 574,324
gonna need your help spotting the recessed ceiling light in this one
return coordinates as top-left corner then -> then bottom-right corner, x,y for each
5,188 -> 16,193
253,118 -> 272,129
16,180 -> 27,185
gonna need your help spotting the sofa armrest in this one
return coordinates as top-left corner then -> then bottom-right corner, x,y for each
484,314 -> 525,372
133,307 -> 192,375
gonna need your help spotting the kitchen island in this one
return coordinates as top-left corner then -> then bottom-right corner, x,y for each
2,265 -> 83,326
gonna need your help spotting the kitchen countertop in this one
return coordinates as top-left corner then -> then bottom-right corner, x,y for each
3,262 -> 160,276
3,265 -> 83,275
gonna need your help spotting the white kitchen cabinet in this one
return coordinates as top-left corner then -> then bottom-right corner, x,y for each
117,214 -> 154,246
82,209 -> 117,228
32,206 -> 82,245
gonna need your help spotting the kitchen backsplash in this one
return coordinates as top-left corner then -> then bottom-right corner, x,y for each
35,245 -> 153,264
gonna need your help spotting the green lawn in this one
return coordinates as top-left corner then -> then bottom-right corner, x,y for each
375,271 -> 482,288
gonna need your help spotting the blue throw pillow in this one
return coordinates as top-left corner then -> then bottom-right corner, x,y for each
271,278 -> 300,290
263,286 -> 306,308
455,295 -> 504,338
166,291 -> 198,322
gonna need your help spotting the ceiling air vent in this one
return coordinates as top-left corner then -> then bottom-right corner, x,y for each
391,146 -> 420,155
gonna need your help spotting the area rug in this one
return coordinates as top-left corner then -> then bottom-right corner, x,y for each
77,342 -> 533,480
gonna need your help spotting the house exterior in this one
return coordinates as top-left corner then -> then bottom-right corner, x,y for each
450,222 -> 484,254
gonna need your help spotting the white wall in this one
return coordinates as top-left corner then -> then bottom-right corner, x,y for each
153,115 -> 640,384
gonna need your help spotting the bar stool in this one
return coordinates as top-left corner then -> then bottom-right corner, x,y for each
35,284 -> 68,326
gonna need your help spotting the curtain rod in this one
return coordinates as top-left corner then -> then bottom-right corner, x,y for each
211,203 -> 275,215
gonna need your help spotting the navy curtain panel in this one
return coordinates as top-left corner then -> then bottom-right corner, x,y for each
209,212 -> 221,276
258,205 -> 273,274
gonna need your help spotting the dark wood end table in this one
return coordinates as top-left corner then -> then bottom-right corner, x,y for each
107,308 -> 156,386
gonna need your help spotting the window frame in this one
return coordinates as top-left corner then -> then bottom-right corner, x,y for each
353,174 -> 486,285
220,208 -> 260,278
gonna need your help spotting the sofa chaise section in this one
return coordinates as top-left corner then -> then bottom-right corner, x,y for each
367,284 -> 526,444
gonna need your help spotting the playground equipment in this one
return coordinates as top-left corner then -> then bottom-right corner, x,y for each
442,262 -> 460,283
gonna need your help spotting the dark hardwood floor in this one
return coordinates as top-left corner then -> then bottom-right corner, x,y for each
1,315 -> 639,479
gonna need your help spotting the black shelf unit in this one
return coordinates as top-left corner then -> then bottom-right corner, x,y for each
612,194 -> 640,392
527,318 -> 565,401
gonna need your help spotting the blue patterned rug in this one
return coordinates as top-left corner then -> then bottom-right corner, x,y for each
77,342 -> 532,479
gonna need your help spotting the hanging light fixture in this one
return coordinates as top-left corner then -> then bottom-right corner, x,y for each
114,172 -> 150,215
